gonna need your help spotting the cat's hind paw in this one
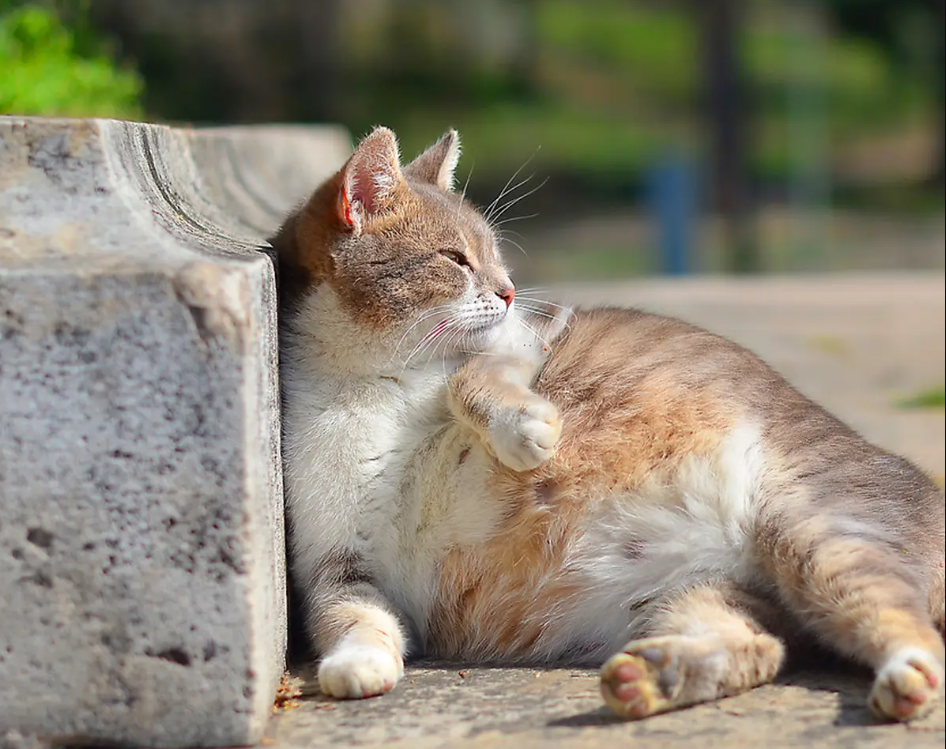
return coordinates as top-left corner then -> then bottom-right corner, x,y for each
488,397 -> 561,472
869,648 -> 943,722
600,640 -> 682,719
318,644 -> 404,699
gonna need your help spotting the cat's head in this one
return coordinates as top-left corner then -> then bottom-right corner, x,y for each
276,126 -> 521,368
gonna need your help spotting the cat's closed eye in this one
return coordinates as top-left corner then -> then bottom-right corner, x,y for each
440,249 -> 472,270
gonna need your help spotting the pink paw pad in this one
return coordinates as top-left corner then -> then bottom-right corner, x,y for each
600,649 -> 671,719
869,649 -> 944,722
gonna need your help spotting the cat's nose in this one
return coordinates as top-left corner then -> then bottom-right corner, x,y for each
497,285 -> 516,308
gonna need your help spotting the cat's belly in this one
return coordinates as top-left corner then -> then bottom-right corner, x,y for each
371,424 -> 510,646
288,373 -> 766,665
413,424 -> 766,664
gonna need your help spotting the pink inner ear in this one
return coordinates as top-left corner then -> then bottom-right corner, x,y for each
340,186 -> 355,228
348,154 -> 395,216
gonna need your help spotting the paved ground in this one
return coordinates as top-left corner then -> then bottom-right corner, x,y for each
270,664 -> 944,749
267,272 -> 945,749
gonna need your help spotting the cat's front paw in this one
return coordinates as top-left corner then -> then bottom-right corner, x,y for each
318,644 -> 404,699
869,648 -> 943,721
488,397 -> 561,472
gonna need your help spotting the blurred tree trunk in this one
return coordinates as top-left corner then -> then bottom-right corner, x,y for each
294,0 -> 342,122
511,0 -> 540,97
932,0 -> 945,189
697,0 -> 759,273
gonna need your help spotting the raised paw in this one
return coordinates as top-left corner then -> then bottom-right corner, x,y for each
318,644 -> 404,699
600,639 -> 685,719
488,396 -> 561,472
869,648 -> 944,722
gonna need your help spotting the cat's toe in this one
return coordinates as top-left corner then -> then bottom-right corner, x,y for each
869,648 -> 943,722
600,642 -> 680,719
490,400 -> 561,472
318,645 -> 404,699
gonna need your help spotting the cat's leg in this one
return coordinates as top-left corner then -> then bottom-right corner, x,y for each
600,584 -> 785,718
300,554 -> 406,699
759,516 -> 945,721
448,354 -> 561,472
930,563 -> 945,637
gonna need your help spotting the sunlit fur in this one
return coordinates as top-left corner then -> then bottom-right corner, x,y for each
274,127 -> 945,720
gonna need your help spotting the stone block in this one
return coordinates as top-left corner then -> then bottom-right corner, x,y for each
0,117 -> 350,747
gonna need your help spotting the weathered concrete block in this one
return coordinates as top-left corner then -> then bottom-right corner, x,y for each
0,117 -> 349,747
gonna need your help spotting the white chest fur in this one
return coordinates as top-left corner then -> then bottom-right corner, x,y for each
282,354 -> 500,637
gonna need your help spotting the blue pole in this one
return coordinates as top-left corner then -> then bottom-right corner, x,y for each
649,157 -> 696,276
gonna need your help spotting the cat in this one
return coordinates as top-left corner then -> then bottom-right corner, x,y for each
271,126 -> 945,722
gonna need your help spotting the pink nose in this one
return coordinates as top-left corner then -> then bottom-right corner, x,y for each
498,286 -> 515,308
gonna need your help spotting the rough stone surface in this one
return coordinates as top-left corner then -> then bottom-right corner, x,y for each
271,663 -> 945,749
0,117 -> 350,747
269,273 -> 944,749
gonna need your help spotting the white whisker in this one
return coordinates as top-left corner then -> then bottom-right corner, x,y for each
516,304 -> 571,329
515,296 -> 572,312
484,149 -> 540,222
490,177 -> 549,224
401,315 -> 458,371
515,286 -> 550,295
489,172 -> 535,220
492,212 -> 540,228
516,316 -> 553,352
439,324 -> 469,379
501,236 -> 529,257
388,304 -> 455,364
456,163 -> 475,223
499,228 -> 527,240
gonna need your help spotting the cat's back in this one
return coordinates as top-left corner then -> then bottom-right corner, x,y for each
540,306 -> 780,409
530,305 -> 940,551
533,306 -> 781,482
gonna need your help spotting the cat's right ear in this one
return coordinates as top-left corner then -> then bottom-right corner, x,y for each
404,130 -> 461,191
338,126 -> 404,235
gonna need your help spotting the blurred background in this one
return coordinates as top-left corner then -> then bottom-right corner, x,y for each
2,0 -> 944,283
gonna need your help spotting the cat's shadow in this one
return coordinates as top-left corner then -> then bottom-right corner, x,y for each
546,707 -> 628,728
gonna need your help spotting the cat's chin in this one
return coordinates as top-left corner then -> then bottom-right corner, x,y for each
455,322 -> 503,353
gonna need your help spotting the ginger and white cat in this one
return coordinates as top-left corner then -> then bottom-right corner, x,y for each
272,127 -> 945,721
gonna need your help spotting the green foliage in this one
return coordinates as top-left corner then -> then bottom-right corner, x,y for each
0,3 -> 142,118
897,387 -> 946,410
539,0 -> 698,106
361,0 -> 938,196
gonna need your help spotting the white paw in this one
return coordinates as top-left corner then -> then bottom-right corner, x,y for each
869,648 -> 944,721
488,397 -> 561,472
318,644 -> 404,699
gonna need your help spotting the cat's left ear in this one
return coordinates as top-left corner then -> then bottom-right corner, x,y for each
338,126 -> 405,235
404,130 -> 461,192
